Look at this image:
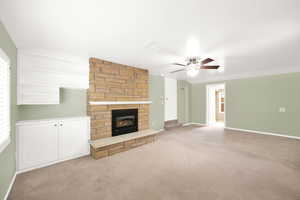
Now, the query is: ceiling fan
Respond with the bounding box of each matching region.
[170,57,220,76]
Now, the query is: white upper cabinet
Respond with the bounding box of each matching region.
[17,50,89,105]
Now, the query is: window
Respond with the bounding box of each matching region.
[219,91,224,113]
[0,49,10,153]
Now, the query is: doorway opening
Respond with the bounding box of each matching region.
[206,83,225,127]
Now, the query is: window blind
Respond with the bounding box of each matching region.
[0,56,10,147]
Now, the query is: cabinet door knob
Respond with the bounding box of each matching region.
[60,124,63,126]
[54,124,57,127]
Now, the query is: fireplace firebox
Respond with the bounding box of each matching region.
[112,109,138,137]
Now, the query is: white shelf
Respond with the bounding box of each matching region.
[89,101,152,105]
[16,116,90,126]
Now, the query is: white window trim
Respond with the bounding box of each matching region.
[0,48,11,154]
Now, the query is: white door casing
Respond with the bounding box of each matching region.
[206,83,225,126]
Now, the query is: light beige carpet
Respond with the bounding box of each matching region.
[9,125,300,200]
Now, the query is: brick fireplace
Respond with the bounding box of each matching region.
[87,58,150,141]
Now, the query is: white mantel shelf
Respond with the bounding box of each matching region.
[89,101,152,105]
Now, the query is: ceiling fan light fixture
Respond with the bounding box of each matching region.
[186,67,199,77]
[218,66,225,72]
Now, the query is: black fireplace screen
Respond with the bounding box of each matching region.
[112,109,138,137]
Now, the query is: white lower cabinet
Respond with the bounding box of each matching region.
[58,119,89,159]
[18,121,59,170]
[17,117,90,172]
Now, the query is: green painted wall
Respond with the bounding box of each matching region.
[18,89,87,120]
[226,73,300,137]
[149,75,165,130]
[177,80,190,124]
[189,73,300,137]
[189,83,206,124]
[0,22,18,200]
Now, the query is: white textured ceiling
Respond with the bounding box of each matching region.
[1,0,300,83]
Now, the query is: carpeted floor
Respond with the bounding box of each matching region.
[9,125,300,200]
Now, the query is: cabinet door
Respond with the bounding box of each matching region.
[58,118,89,159]
[18,122,59,170]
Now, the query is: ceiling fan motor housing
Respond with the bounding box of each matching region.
[186,57,201,65]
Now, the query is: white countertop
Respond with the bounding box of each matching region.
[16,116,90,125]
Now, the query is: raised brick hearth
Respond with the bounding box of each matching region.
[90,130,158,159]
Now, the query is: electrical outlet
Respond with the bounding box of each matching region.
[279,107,286,113]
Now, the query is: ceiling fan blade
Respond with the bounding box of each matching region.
[201,58,214,65]
[200,65,220,69]
[172,63,186,67]
[170,69,186,73]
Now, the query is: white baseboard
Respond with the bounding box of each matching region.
[4,172,16,200]
[183,122,207,126]
[225,127,300,140]
[17,152,90,174]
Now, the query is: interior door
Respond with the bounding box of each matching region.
[164,78,178,121]
[178,81,189,123]
[58,118,89,159]
[18,121,59,170]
